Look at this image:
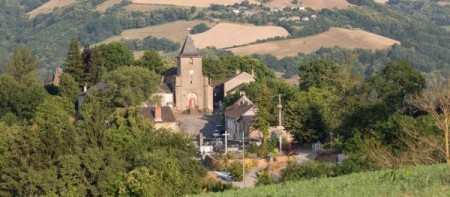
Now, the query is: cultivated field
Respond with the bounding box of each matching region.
[437,1,450,6]
[130,0,258,7]
[95,0,123,12]
[191,23,290,49]
[96,20,215,46]
[124,4,170,12]
[266,0,351,10]
[27,0,77,18]
[230,28,400,58]
[374,0,389,3]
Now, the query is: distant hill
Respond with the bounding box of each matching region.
[27,0,77,18]
[198,164,450,197]
[230,28,399,58]
[130,0,258,7]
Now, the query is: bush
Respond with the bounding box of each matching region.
[282,161,335,181]
[202,177,232,192]
[256,170,276,186]
[191,23,209,34]
[226,162,243,181]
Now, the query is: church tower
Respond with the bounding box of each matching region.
[174,33,213,114]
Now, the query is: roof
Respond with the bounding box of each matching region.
[140,106,177,123]
[157,83,173,93]
[161,67,178,77]
[210,80,225,87]
[79,82,108,97]
[179,34,199,57]
[224,72,254,84]
[224,96,255,120]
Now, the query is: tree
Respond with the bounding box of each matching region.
[85,48,105,86]
[58,74,81,104]
[135,50,165,74]
[0,75,20,116]
[409,73,450,164]
[299,60,340,91]
[96,42,134,71]
[4,46,39,85]
[64,39,85,88]
[102,66,160,107]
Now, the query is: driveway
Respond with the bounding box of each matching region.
[177,113,220,138]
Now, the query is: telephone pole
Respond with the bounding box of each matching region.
[277,94,283,152]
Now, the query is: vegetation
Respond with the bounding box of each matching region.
[197,164,450,197]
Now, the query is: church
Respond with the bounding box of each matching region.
[159,34,214,114]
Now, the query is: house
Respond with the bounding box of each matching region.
[223,70,255,96]
[140,106,178,131]
[224,95,257,141]
[152,83,174,107]
[77,82,108,113]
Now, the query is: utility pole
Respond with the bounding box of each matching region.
[277,94,283,152]
[242,126,245,186]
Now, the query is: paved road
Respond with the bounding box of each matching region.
[177,113,220,138]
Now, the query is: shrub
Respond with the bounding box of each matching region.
[202,177,232,192]
[226,162,243,181]
[256,170,276,186]
[281,161,335,181]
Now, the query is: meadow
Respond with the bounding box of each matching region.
[198,164,450,197]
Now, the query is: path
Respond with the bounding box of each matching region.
[232,165,268,188]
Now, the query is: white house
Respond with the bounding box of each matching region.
[224,95,257,141]
[223,70,255,96]
[153,83,174,107]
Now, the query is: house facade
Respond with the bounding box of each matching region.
[223,71,255,96]
[224,95,257,141]
[140,106,178,131]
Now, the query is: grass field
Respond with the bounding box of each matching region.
[230,28,400,58]
[96,20,215,46]
[197,164,450,197]
[95,0,123,12]
[27,0,77,18]
[191,22,289,49]
[443,26,450,31]
[267,0,351,10]
[130,0,258,7]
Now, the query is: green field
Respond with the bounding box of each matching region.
[198,164,450,197]
[443,26,450,32]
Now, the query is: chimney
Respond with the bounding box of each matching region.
[83,83,88,92]
[154,106,162,122]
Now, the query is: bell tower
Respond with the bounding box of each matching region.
[174,32,213,114]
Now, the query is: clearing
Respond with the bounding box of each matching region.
[130,0,258,7]
[267,0,351,10]
[27,0,77,18]
[95,0,123,12]
[96,20,215,45]
[230,28,400,58]
[437,1,450,6]
[191,22,290,49]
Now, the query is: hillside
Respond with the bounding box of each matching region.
[130,0,258,7]
[198,164,450,197]
[96,20,214,45]
[27,0,77,18]
[191,23,290,49]
[266,0,352,9]
[230,28,399,58]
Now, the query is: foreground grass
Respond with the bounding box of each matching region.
[198,164,450,197]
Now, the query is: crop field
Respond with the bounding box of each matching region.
[437,1,450,6]
[27,0,77,18]
[197,164,450,197]
[230,28,400,58]
[130,0,258,7]
[266,0,351,10]
[96,20,215,45]
[191,23,290,49]
[374,0,389,3]
[95,0,123,12]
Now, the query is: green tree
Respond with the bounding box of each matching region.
[0,75,20,116]
[135,50,165,74]
[58,74,81,104]
[299,59,340,91]
[102,66,160,107]
[97,42,134,71]
[85,48,105,86]
[4,46,39,85]
[64,39,85,88]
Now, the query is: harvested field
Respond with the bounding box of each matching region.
[191,23,289,49]
[130,0,258,7]
[96,20,214,46]
[437,1,450,6]
[267,0,351,10]
[27,0,77,18]
[374,0,389,3]
[95,0,123,12]
[124,3,170,11]
[230,28,400,58]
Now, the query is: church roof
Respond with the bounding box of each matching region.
[179,34,199,57]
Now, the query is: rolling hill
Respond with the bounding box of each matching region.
[27,0,77,18]
[229,28,400,58]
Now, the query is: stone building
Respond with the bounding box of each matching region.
[162,34,213,114]
[224,95,257,141]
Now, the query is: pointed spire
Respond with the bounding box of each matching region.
[179,29,199,57]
